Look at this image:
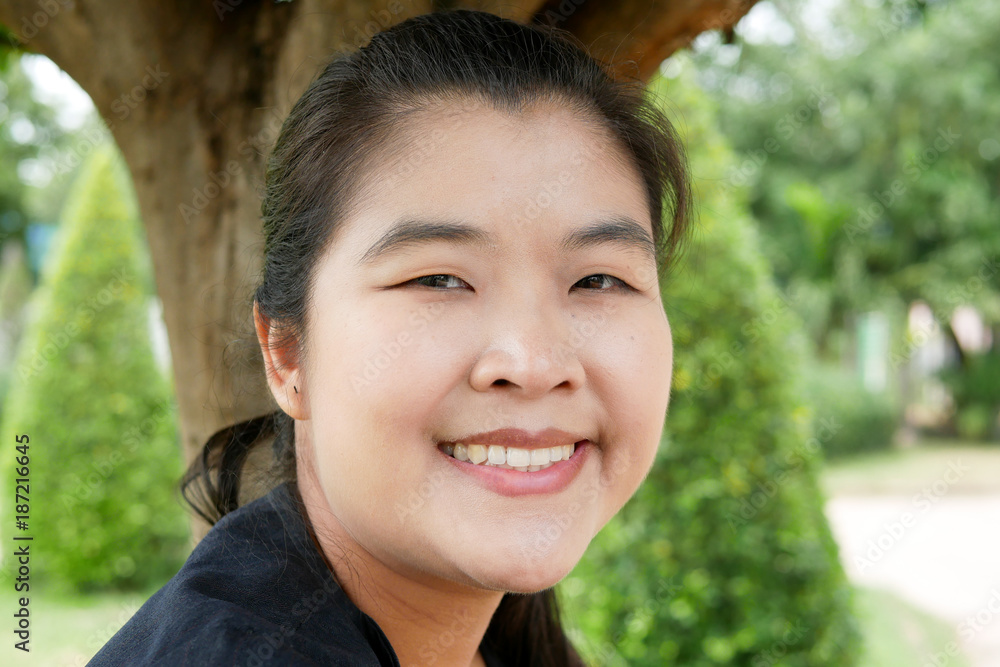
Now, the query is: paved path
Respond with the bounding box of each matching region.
[825,495,1000,667]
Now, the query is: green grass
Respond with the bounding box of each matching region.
[0,585,159,666]
[854,586,970,667]
[822,438,1000,496]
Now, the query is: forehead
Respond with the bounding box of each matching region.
[336,98,652,259]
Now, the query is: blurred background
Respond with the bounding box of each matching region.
[0,0,997,665]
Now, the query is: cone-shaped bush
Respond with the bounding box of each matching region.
[561,66,861,666]
[1,143,190,594]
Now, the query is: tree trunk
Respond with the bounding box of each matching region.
[0,0,756,542]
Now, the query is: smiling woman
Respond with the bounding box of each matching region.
[88,8,692,667]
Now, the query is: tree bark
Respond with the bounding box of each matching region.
[0,0,757,541]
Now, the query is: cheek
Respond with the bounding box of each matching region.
[595,304,672,415]
[591,310,672,516]
[306,301,461,503]
[340,302,455,391]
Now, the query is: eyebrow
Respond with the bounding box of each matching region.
[356,215,657,266]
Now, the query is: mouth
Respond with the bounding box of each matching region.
[436,439,592,497]
[437,441,584,472]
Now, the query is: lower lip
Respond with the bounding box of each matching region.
[439,440,592,497]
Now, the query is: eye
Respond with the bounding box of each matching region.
[574,274,634,292]
[407,274,472,290]
[404,273,633,292]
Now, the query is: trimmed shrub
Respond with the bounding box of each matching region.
[560,65,861,666]
[0,143,190,594]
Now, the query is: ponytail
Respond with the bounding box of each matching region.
[179,409,295,526]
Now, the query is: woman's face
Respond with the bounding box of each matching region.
[290,99,673,594]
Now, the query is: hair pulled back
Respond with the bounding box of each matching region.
[181,9,692,666]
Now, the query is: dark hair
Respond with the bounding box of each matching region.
[181,8,692,667]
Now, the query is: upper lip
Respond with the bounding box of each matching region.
[439,427,590,450]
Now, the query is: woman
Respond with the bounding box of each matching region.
[89,8,691,666]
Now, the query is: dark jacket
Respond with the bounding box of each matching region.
[87,480,506,666]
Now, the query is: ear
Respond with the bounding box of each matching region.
[254,301,310,420]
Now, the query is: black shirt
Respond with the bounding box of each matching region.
[87,480,506,666]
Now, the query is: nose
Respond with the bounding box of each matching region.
[468,300,586,398]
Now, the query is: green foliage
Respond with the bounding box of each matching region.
[939,351,1000,440]
[690,0,1000,337]
[1,53,82,257]
[802,363,899,458]
[561,67,861,666]
[0,143,190,594]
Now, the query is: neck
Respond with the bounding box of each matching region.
[297,457,503,667]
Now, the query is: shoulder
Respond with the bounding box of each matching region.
[87,482,396,667]
[88,597,328,666]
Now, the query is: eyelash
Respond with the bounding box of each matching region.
[407,273,634,293]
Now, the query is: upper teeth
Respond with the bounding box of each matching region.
[440,442,577,471]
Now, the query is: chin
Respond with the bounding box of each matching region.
[503,573,569,595]
[477,568,571,595]
[469,541,587,594]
